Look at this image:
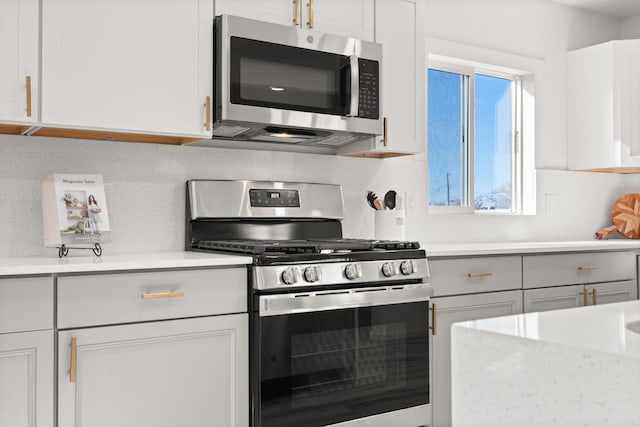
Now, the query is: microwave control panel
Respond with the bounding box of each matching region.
[358,59,379,120]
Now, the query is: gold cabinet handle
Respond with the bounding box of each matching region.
[431,303,437,335]
[468,272,492,278]
[307,0,314,28]
[591,288,597,305]
[70,336,77,383]
[578,265,598,271]
[25,76,32,117]
[293,0,301,25]
[382,117,388,147]
[204,96,211,131]
[580,288,588,306]
[141,291,185,299]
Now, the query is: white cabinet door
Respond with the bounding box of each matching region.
[0,0,39,129]
[431,290,523,427]
[523,285,584,313]
[214,0,373,40]
[617,40,640,161]
[568,39,640,171]
[0,330,54,427]
[524,281,638,313]
[346,0,424,157]
[214,0,294,26]
[587,280,638,306]
[42,0,213,138]
[58,315,248,427]
[305,0,373,41]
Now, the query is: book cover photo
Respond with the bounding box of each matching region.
[41,173,111,247]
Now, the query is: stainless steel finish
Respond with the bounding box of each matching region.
[253,257,430,290]
[190,14,382,153]
[325,404,431,427]
[258,283,433,316]
[348,55,359,117]
[188,180,344,220]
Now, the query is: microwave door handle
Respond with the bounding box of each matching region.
[348,55,359,117]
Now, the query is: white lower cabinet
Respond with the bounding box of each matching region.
[431,290,523,427]
[524,280,638,313]
[0,276,54,427]
[56,267,249,427]
[523,251,638,314]
[0,330,54,427]
[57,315,248,427]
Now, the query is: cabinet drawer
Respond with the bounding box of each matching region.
[0,277,53,334]
[58,268,247,328]
[522,251,635,288]
[428,256,522,297]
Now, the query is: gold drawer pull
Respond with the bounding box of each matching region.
[70,336,77,383]
[468,272,492,278]
[431,303,437,336]
[307,0,314,28]
[293,0,301,25]
[26,76,32,117]
[580,288,588,306]
[591,288,597,305]
[141,291,185,299]
[578,265,598,271]
[204,96,211,131]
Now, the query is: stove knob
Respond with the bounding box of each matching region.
[344,264,359,280]
[281,267,299,285]
[381,262,396,278]
[303,266,321,283]
[400,260,415,275]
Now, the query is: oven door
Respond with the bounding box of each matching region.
[253,284,432,427]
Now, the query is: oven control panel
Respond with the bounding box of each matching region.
[254,258,430,290]
[249,189,300,207]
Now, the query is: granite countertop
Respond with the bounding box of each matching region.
[0,251,253,276]
[450,301,640,426]
[424,239,640,257]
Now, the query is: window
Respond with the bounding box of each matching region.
[427,62,523,213]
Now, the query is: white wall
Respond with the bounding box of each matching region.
[1,1,638,257]
[622,15,640,38]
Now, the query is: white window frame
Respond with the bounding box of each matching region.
[427,60,524,215]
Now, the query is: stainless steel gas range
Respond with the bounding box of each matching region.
[186,180,433,427]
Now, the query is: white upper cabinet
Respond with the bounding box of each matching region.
[568,40,640,172]
[343,0,425,158]
[0,0,39,131]
[214,0,374,41]
[41,0,214,139]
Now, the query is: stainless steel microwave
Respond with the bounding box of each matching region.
[198,15,383,154]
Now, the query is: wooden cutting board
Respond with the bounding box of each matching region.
[596,193,640,239]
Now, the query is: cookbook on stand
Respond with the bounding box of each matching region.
[41,173,111,249]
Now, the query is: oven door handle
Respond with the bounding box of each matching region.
[258,284,433,317]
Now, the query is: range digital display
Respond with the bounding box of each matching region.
[249,189,300,207]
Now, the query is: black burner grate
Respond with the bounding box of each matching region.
[196,239,420,255]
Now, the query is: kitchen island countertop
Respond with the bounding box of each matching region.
[451,300,640,426]
[0,251,253,276]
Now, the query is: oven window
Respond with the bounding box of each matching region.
[256,301,429,427]
[230,37,350,115]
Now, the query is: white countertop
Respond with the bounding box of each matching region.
[0,251,253,276]
[450,301,640,426]
[454,300,640,359]
[424,239,640,257]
